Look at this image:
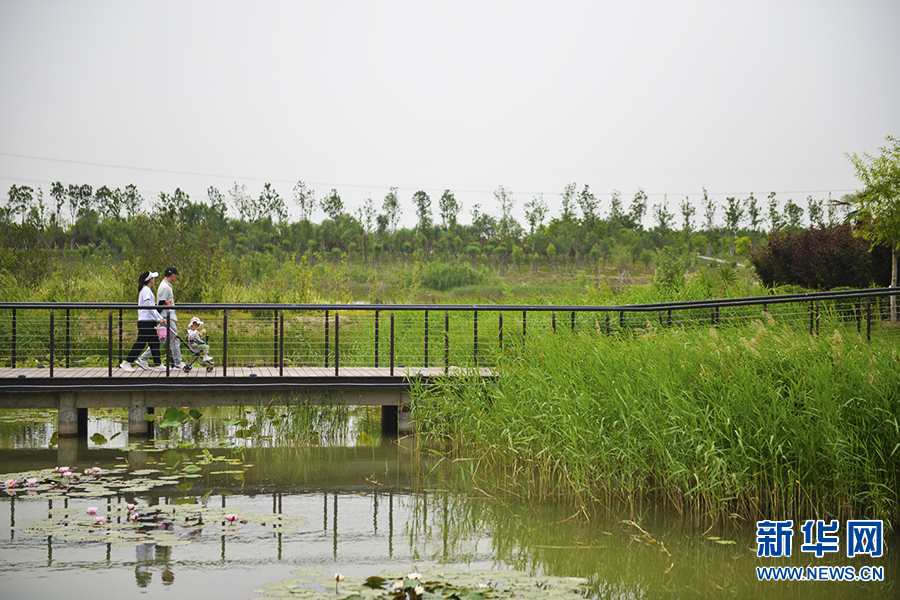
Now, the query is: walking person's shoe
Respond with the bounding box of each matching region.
[154,364,167,372]
[119,361,135,373]
[201,355,213,362]
[173,362,186,370]
[134,359,151,371]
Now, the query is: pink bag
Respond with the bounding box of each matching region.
[157,326,167,340]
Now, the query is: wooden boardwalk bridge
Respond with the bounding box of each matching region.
[1,289,897,439]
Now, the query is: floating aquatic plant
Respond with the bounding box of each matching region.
[251,567,588,599]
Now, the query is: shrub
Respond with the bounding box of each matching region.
[422,262,483,291]
[750,224,891,289]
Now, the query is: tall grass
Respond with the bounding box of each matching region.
[414,316,900,524]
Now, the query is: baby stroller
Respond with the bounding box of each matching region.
[167,321,215,373]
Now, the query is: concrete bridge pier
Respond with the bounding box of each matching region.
[381,392,415,436]
[129,392,152,437]
[57,392,87,438]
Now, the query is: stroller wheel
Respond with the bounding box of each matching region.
[206,366,214,373]
[183,365,192,372]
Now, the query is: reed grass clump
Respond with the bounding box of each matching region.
[414,319,900,524]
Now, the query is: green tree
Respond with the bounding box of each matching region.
[767,192,782,233]
[783,199,804,230]
[846,135,900,319]
[679,196,695,234]
[123,184,142,218]
[293,180,315,222]
[577,184,598,227]
[494,185,517,242]
[383,187,400,234]
[257,182,287,222]
[701,188,715,255]
[652,196,674,246]
[745,193,761,251]
[412,190,432,233]
[724,196,744,254]
[560,183,577,222]
[524,194,547,255]
[608,189,624,225]
[807,195,825,228]
[438,189,460,230]
[629,188,648,231]
[320,188,344,222]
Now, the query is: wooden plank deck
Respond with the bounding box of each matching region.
[0,365,492,381]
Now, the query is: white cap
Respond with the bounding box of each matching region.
[190,316,204,326]
[145,271,159,281]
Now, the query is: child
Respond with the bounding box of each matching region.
[186,317,214,363]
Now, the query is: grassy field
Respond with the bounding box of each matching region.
[413,315,900,525]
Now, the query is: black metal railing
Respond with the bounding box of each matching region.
[1,287,899,378]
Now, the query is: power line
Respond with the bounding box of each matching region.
[0,151,858,201]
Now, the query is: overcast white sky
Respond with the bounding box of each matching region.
[1,0,898,229]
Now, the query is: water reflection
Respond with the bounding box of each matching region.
[0,408,896,600]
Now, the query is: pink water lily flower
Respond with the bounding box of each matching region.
[128,513,138,522]
[126,503,136,511]
[94,516,106,525]
[4,479,17,489]
[224,514,238,523]
[92,467,101,474]
[24,478,38,487]
[86,507,98,515]
[83,469,92,476]
[54,466,70,473]
[63,471,74,479]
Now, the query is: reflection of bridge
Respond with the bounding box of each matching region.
[0,365,488,437]
[1,289,898,436]
[0,441,466,593]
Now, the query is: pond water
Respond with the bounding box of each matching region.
[0,407,895,599]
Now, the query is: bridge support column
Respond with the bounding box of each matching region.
[57,393,87,438]
[398,392,415,435]
[129,392,151,437]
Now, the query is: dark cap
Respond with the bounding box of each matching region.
[164,267,178,276]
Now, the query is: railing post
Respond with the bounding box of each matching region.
[334,311,339,377]
[118,309,123,363]
[552,311,556,333]
[390,312,395,377]
[856,298,862,335]
[658,311,663,327]
[165,312,171,375]
[65,308,70,368]
[498,312,503,351]
[473,310,478,367]
[279,310,284,377]
[11,308,16,368]
[108,312,113,377]
[223,309,228,376]
[522,310,526,338]
[809,302,814,335]
[606,312,610,335]
[571,311,575,333]
[274,309,278,367]
[325,310,329,368]
[424,310,429,368]
[49,310,54,377]
[866,298,872,341]
[815,301,820,336]
[444,311,449,374]
[374,310,380,368]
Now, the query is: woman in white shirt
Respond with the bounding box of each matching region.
[120,271,167,372]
